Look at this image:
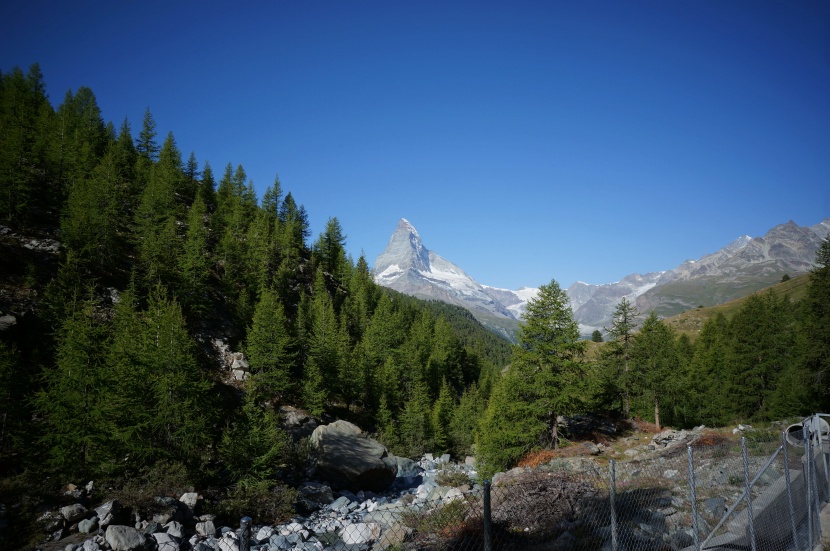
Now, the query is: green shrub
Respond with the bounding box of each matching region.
[435,467,471,488]
[215,478,297,526]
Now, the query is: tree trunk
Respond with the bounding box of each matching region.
[654,396,661,431]
[623,357,630,419]
[552,420,559,450]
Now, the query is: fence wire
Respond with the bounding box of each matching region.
[229,416,829,551]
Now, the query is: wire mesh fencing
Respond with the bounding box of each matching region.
[231,415,829,551]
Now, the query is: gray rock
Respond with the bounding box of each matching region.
[670,530,695,549]
[153,532,180,550]
[329,495,352,513]
[390,455,423,478]
[179,492,199,509]
[37,510,65,532]
[217,531,239,551]
[703,496,726,519]
[196,519,216,537]
[61,503,88,523]
[164,520,184,538]
[94,500,121,528]
[106,525,147,551]
[298,481,334,510]
[340,522,381,544]
[0,314,17,331]
[78,516,98,533]
[310,420,397,492]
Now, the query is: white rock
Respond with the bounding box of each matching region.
[255,526,274,541]
[153,532,180,550]
[217,531,239,551]
[340,522,382,544]
[179,492,199,509]
[196,520,216,537]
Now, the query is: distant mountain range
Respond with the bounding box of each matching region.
[373,218,830,339]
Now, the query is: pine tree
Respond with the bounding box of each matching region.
[109,286,212,465]
[136,107,159,161]
[247,288,296,404]
[605,298,639,417]
[727,291,796,420]
[178,192,211,316]
[449,383,482,457]
[511,278,585,448]
[478,278,585,474]
[630,312,679,430]
[805,235,830,411]
[688,313,731,426]
[135,132,186,287]
[397,379,433,457]
[431,378,456,456]
[37,299,115,476]
[60,151,122,272]
[0,342,30,468]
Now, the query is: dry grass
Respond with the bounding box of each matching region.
[631,418,662,434]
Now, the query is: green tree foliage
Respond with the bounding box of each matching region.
[431,378,456,455]
[61,150,123,273]
[478,279,585,475]
[591,329,603,342]
[727,291,797,420]
[178,193,211,316]
[108,286,212,467]
[0,342,31,470]
[0,64,53,224]
[805,235,830,410]
[687,313,732,427]
[247,288,296,404]
[51,87,108,191]
[448,383,483,457]
[630,312,680,430]
[0,65,539,490]
[134,133,187,287]
[604,297,639,417]
[37,298,114,477]
[218,399,292,483]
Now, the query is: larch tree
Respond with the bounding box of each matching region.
[630,312,679,430]
[605,297,639,417]
[478,278,585,474]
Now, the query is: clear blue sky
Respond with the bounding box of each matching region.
[2,1,828,289]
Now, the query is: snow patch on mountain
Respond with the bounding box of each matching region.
[375,217,830,340]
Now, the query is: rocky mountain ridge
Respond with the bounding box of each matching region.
[373,218,830,338]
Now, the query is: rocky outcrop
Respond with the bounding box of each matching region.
[310,420,398,492]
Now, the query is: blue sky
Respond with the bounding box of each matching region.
[2,1,828,289]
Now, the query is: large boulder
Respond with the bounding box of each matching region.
[106,525,147,550]
[310,420,397,492]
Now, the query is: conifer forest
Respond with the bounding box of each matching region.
[1,64,829,541]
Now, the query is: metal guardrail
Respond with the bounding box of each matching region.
[231,414,830,551]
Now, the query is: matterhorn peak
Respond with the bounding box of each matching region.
[374,218,431,282]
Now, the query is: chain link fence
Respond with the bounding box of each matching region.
[233,415,829,551]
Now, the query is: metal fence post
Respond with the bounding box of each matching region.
[483,480,492,551]
[239,515,251,551]
[740,437,758,551]
[782,430,800,550]
[687,446,700,551]
[609,459,618,551]
[806,433,814,551]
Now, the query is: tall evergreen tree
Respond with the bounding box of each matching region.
[604,297,639,417]
[247,288,296,404]
[804,235,830,411]
[630,312,679,430]
[178,192,211,316]
[37,299,114,476]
